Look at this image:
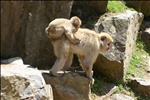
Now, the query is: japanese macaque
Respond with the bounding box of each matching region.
[45,17,113,85]
[45,16,81,44]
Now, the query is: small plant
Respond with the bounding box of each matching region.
[107,0,135,13]
[126,39,149,81]
[116,84,134,96]
[91,74,105,94]
[91,73,110,95]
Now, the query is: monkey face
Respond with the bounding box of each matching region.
[99,33,113,53]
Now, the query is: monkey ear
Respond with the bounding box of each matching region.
[70,16,82,29]
[100,36,106,41]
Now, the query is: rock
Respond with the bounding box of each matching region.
[71,1,108,29]
[71,1,108,17]
[1,57,23,65]
[94,10,144,82]
[141,28,150,50]
[42,70,91,100]
[1,1,73,68]
[124,1,150,16]
[129,78,150,96]
[98,82,118,100]
[1,58,53,100]
[110,93,134,100]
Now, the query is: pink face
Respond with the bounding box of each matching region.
[105,42,112,51]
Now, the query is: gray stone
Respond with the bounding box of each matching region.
[1,63,53,100]
[94,10,144,82]
[129,78,150,96]
[110,93,134,100]
[42,70,91,100]
[1,57,23,65]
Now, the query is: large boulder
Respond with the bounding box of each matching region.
[42,71,91,100]
[124,1,150,17]
[129,78,150,97]
[1,57,53,100]
[1,1,73,68]
[94,10,144,82]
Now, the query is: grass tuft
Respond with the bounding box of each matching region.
[91,74,106,94]
[107,0,135,13]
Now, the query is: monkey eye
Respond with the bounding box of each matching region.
[101,36,106,41]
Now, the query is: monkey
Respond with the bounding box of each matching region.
[45,19,113,85]
[45,16,81,44]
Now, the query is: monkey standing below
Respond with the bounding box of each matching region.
[45,17,113,85]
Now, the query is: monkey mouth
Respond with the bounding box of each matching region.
[106,47,110,51]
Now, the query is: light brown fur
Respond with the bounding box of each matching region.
[45,16,81,44]
[45,18,113,85]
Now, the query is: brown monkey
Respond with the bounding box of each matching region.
[45,16,81,44]
[45,19,113,85]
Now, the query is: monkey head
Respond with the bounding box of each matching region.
[99,32,113,53]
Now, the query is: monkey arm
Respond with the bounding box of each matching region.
[65,31,80,44]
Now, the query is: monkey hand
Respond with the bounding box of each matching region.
[70,36,80,44]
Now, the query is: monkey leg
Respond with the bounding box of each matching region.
[50,56,68,76]
[50,41,71,76]
[84,64,94,85]
[63,52,74,71]
[78,55,94,85]
[84,66,94,85]
[77,55,86,71]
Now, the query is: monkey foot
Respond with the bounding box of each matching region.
[90,78,95,86]
[49,70,62,77]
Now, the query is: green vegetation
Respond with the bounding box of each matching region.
[116,84,134,96]
[91,74,108,100]
[107,0,135,13]
[91,74,106,94]
[126,39,149,81]
[92,75,150,100]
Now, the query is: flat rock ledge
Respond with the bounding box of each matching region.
[42,70,92,100]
